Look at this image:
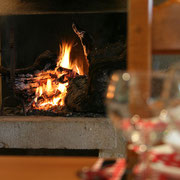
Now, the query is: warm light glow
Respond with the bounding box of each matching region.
[46,79,53,95]
[31,42,84,111]
[74,65,80,75]
[111,74,119,82]
[108,85,115,92]
[106,92,114,99]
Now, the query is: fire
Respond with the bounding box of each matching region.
[56,43,72,69]
[31,42,83,111]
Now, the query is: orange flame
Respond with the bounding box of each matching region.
[31,42,83,111]
[57,43,72,69]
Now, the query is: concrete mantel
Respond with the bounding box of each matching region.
[0,116,126,157]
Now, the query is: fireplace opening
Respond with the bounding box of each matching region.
[0,13,127,116]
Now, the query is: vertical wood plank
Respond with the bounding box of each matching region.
[128,0,153,117]
[128,0,152,73]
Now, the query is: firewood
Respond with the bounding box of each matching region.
[57,75,68,83]
[0,50,57,76]
[57,66,78,76]
[62,39,127,113]
[65,75,89,112]
[72,22,94,64]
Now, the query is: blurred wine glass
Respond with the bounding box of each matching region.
[106,71,170,179]
[163,64,180,153]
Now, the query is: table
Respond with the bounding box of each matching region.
[0,156,97,180]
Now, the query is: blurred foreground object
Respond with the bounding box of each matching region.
[78,158,126,180]
[106,71,172,179]
[106,71,169,146]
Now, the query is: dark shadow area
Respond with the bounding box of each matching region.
[0,0,127,15]
[0,149,99,156]
[1,13,127,69]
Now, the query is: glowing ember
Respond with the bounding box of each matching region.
[31,42,83,111]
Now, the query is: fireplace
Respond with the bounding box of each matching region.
[1,13,126,116]
[0,1,127,157]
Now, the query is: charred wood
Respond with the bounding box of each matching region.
[72,22,94,64]
[57,66,78,76]
[87,40,126,112]
[0,50,57,76]
[15,50,57,74]
[65,75,89,112]
[72,24,126,113]
[57,40,126,114]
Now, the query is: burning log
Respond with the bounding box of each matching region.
[72,23,126,112]
[65,40,126,113]
[0,50,57,76]
[57,66,78,76]
[14,41,85,114]
[15,67,77,94]
[57,75,68,83]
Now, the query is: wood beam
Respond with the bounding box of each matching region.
[128,0,153,117]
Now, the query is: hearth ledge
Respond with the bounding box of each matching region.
[0,116,126,157]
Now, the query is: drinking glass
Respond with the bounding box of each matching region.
[164,66,180,154]
[106,71,170,179]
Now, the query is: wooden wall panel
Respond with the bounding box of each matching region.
[153,0,180,54]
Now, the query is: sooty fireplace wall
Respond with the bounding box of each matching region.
[0,1,127,157]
